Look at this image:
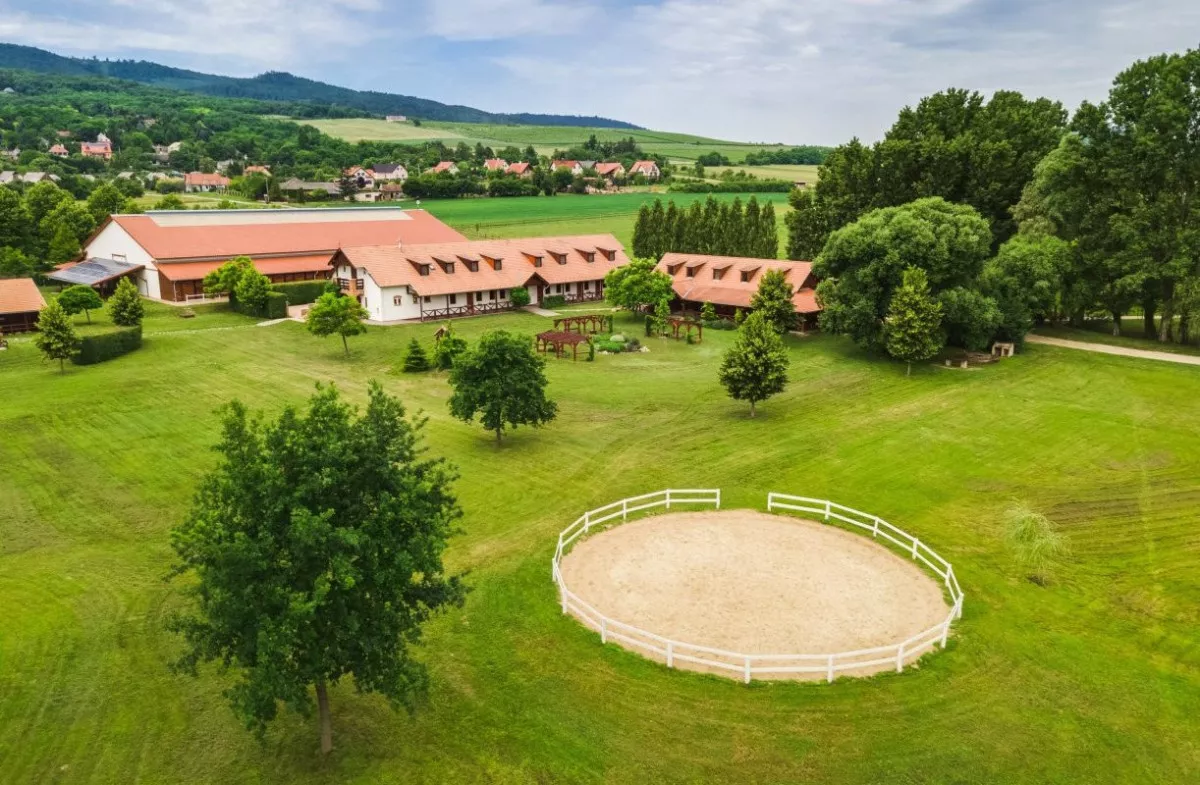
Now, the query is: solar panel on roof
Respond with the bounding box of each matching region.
[46,258,144,286]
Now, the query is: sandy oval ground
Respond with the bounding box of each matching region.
[559,510,951,680]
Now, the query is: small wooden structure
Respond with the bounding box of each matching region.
[553,314,609,335]
[536,330,590,360]
[666,317,702,343]
[991,342,1015,358]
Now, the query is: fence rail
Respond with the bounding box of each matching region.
[552,490,963,683]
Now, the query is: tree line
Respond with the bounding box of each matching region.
[632,196,778,260]
[1,180,136,277]
[794,47,1200,347]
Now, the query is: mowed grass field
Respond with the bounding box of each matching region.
[2,300,1200,783]
[422,192,793,253]
[301,118,795,162]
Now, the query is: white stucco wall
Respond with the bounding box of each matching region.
[83,222,160,298]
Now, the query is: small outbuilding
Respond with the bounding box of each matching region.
[47,257,146,296]
[0,278,46,334]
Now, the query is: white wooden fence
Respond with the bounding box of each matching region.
[551,490,964,683]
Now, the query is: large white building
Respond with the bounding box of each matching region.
[80,208,465,302]
[333,235,630,322]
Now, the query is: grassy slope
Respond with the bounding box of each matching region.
[422,192,793,255]
[1,304,1199,784]
[301,118,794,162]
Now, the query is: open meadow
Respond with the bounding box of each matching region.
[1,301,1199,784]
[300,118,795,162]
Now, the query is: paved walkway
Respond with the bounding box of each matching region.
[1026,335,1200,367]
[522,305,560,317]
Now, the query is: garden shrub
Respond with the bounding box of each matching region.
[543,295,567,308]
[72,325,142,365]
[610,334,626,343]
[702,319,736,331]
[271,280,329,305]
[510,287,531,307]
[232,291,287,319]
[596,340,626,353]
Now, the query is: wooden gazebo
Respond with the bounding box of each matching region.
[536,330,591,360]
[552,314,611,335]
[666,317,702,343]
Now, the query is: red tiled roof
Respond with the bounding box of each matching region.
[630,160,658,173]
[506,162,531,175]
[657,253,820,313]
[49,144,69,155]
[595,162,624,175]
[184,172,231,187]
[431,161,457,173]
[105,209,466,262]
[484,158,508,170]
[157,254,334,282]
[80,141,112,154]
[338,234,629,296]
[551,160,580,169]
[244,165,271,175]
[0,278,46,314]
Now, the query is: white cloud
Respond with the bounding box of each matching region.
[425,0,597,41]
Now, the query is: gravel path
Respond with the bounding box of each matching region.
[1026,335,1200,366]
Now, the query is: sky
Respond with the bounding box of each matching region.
[0,0,1198,144]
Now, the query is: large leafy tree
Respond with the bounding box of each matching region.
[57,284,104,324]
[814,197,993,350]
[604,257,674,312]
[448,330,557,442]
[749,268,795,333]
[886,267,944,375]
[85,182,130,224]
[306,291,368,355]
[981,234,1073,341]
[109,277,145,327]
[203,256,254,298]
[718,311,790,417]
[34,298,80,372]
[0,187,33,255]
[170,383,465,755]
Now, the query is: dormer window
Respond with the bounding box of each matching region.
[740,270,755,283]
[584,252,595,263]
[436,260,455,274]
[532,256,543,268]
[466,260,479,272]
[419,264,431,277]
[599,249,616,261]
[686,267,696,278]
[494,259,503,271]
[553,252,567,265]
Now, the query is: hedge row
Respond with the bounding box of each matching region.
[271,280,329,305]
[72,325,142,365]
[232,292,288,319]
[667,180,793,193]
[542,294,567,308]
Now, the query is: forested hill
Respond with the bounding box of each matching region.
[0,43,642,129]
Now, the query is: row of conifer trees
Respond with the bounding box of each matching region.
[631,195,777,260]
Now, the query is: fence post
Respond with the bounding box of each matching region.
[826,654,834,683]
[601,618,607,644]
[940,621,950,648]
[895,643,905,673]
[584,510,591,533]
[744,656,751,684]
[911,538,919,560]
[716,489,721,510]
[824,500,831,521]
[667,641,674,669]
[622,498,628,521]
[767,492,773,512]
[666,489,671,510]
[560,586,567,614]
[872,517,880,538]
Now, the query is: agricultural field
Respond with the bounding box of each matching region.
[300,118,795,162]
[420,192,792,252]
[703,163,822,184]
[2,302,1199,783]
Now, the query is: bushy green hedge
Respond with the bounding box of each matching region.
[232,291,288,319]
[543,294,567,308]
[702,318,736,331]
[667,180,793,193]
[72,325,142,365]
[272,280,329,305]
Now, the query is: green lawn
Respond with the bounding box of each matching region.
[301,118,796,162]
[2,307,1199,784]
[421,192,793,254]
[1034,317,1200,357]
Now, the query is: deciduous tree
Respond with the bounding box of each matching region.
[448,331,557,442]
[169,382,465,755]
[306,291,368,355]
[604,257,674,313]
[718,311,789,417]
[34,298,80,372]
[57,284,103,324]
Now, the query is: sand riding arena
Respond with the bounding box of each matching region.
[552,490,965,683]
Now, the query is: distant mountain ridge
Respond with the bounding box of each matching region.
[0,43,643,129]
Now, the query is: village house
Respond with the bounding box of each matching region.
[0,171,59,184]
[484,158,508,172]
[244,165,271,176]
[48,144,68,157]
[79,207,466,302]
[345,166,375,189]
[279,178,341,199]
[80,137,113,160]
[551,160,584,175]
[184,172,231,193]
[47,257,145,297]
[1,148,19,160]
[371,163,408,182]
[506,161,532,177]
[594,162,626,182]
[656,253,822,329]
[0,278,46,334]
[332,234,629,323]
[429,161,459,175]
[153,142,182,162]
[629,160,661,180]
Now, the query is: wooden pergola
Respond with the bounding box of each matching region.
[666,317,703,342]
[552,314,611,335]
[536,330,591,360]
